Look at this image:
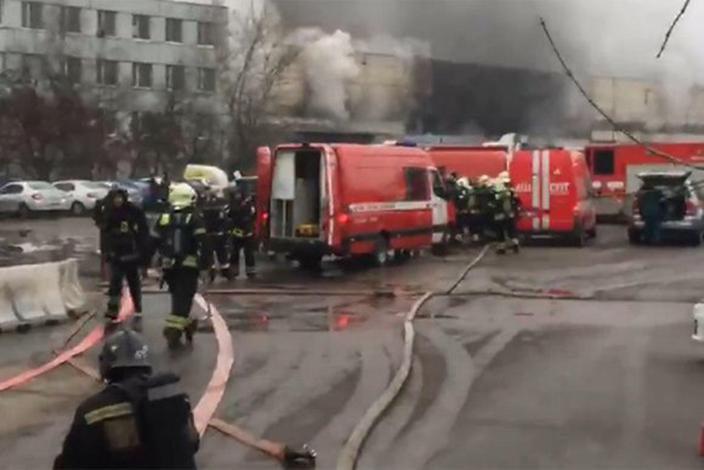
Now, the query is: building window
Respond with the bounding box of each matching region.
[60,6,81,33]
[166,65,185,91]
[97,60,118,86]
[165,18,182,43]
[21,2,43,29]
[197,22,215,45]
[593,149,615,175]
[97,10,116,37]
[132,14,150,40]
[64,57,82,84]
[21,54,45,78]
[0,0,5,24]
[197,68,216,92]
[132,63,153,88]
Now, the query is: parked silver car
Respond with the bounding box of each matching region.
[53,180,109,215]
[0,181,72,217]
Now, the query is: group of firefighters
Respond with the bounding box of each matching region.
[446,170,522,254]
[93,178,257,349]
[54,169,523,469]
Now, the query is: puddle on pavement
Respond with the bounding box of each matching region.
[0,237,98,267]
[202,295,408,333]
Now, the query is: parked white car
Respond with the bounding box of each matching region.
[53,180,109,215]
[0,181,71,217]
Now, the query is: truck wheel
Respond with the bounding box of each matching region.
[628,229,642,245]
[299,255,322,271]
[372,238,390,267]
[570,227,586,247]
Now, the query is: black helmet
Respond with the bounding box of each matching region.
[99,329,152,381]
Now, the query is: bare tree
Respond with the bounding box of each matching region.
[220,2,300,170]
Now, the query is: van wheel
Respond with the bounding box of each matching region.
[372,238,390,267]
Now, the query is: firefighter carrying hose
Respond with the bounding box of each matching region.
[103,187,149,323]
[200,186,232,282]
[154,183,207,349]
[54,329,199,469]
[228,187,257,279]
[492,171,521,255]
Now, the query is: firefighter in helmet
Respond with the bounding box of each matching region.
[227,186,257,279]
[54,329,199,469]
[492,172,521,254]
[102,187,149,323]
[198,184,232,281]
[473,175,494,242]
[454,177,472,242]
[154,183,207,348]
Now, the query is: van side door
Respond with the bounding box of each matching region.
[429,168,449,243]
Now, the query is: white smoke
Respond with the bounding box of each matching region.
[288,28,360,120]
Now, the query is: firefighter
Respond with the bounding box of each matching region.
[466,178,483,243]
[638,186,666,244]
[200,186,232,281]
[154,183,207,348]
[495,171,521,253]
[93,193,110,282]
[103,187,149,322]
[228,187,257,279]
[54,329,199,469]
[454,177,472,242]
[473,175,494,243]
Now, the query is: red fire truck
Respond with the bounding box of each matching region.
[584,142,704,216]
[511,149,597,245]
[256,143,453,268]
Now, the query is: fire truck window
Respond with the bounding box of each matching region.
[593,150,615,175]
[404,168,430,201]
[431,171,446,198]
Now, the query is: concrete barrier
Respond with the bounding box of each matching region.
[0,260,86,331]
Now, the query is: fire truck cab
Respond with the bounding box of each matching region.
[256,143,452,268]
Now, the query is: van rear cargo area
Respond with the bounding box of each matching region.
[270,149,323,239]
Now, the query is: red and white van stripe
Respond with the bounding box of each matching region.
[531,150,552,231]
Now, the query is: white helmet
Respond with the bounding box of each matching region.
[479,175,491,185]
[498,171,510,183]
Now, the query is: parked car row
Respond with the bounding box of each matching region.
[0,179,146,218]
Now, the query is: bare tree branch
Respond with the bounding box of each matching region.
[539,17,704,170]
[657,0,691,59]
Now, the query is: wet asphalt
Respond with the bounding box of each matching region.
[1,218,703,469]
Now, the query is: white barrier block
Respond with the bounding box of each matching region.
[58,259,86,314]
[0,261,76,329]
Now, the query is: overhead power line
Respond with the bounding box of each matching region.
[538,17,704,170]
[657,0,692,59]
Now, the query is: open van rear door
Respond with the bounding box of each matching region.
[256,146,272,240]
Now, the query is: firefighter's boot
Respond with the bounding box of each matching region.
[511,238,520,253]
[131,312,143,332]
[209,268,217,283]
[163,326,182,349]
[495,242,506,255]
[246,267,256,279]
[185,318,198,344]
[222,267,234,281]
[105,297,120,322]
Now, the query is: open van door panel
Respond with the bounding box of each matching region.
[256,146,272,240]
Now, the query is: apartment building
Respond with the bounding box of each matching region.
[0,0,227,120]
